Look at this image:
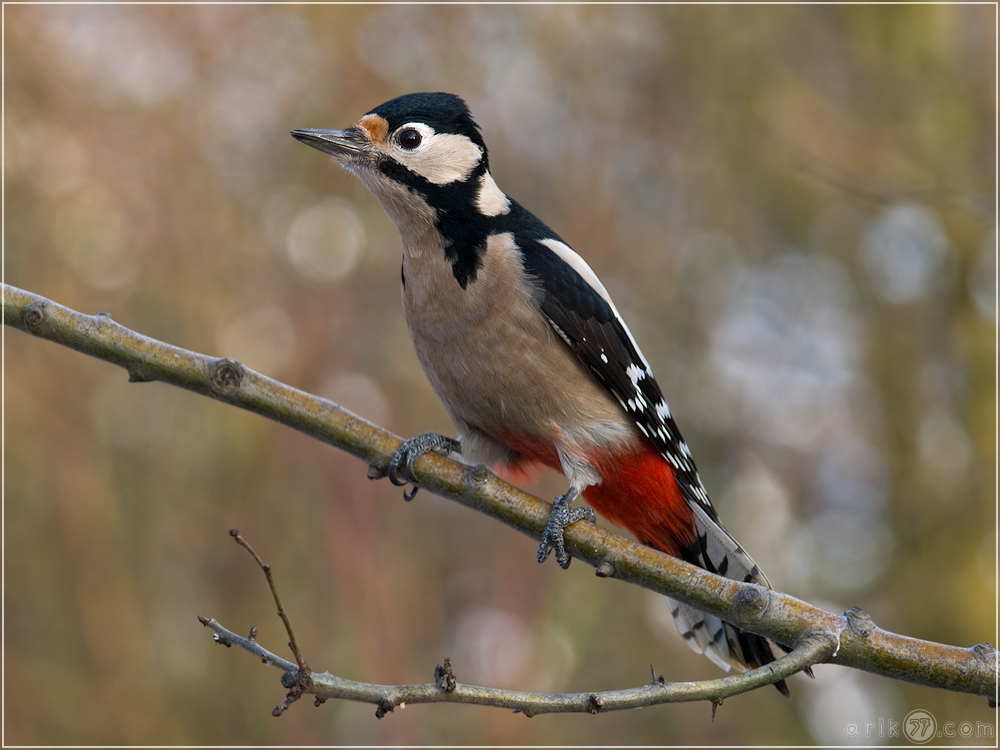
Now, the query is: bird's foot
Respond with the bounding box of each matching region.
[387,432,461,501]
[537,490,594,569]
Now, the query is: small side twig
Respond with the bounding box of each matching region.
[222,530,313,716]
[197,616,298,673]
[228,529,309,676]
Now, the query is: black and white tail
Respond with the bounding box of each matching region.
[667,502,797,696]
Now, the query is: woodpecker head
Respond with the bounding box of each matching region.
[293,92,511,216]
[293,93,514,285]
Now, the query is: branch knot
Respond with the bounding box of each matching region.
[211,358,245,396]
[845,607,875,638]
[23,300,46,329]
[465,464,491,488]
[435,657,457,693]
[595,558,617,578]
[588,694,605,714]
[732,583,769,618]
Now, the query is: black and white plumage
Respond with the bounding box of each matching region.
[293,92,794,692]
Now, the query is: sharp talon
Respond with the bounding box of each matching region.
[403,486,419,502]
[537,542,552,565]
[387,453,410,487]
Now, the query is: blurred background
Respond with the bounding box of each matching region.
[4,4,995,745]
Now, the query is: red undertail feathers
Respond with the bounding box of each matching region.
[503,434,792,695]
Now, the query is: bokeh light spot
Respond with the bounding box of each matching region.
[286,199,366,283]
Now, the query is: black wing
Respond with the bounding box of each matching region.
[515,235,716,517]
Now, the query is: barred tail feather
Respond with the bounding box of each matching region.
[667,598,737,672]
[663,503,795,696]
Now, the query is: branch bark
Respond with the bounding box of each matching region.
[5,283,997,711]
[198,614,837,717]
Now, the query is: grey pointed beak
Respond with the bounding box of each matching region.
[291,128,368,159]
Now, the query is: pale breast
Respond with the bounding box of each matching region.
[402,232,634,458]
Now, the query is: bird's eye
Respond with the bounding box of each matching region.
[397,128,422,150]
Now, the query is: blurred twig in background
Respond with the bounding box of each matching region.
[5,282,996,713]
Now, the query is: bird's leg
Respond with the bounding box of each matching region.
[387,432,461,501]
[537,487,596,569]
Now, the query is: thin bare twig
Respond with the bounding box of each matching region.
[5,283,997,707]
[198,602,835,717]
[203,531,825,716]
[196,616,298,673]
[228,528,310,676]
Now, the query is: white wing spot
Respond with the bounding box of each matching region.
[655,400,672,420]
[626,363,646,386]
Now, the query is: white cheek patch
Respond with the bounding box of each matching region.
[476,171,510,216]
[391,123,483,185]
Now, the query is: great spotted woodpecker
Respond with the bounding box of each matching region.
[293,92,792,693]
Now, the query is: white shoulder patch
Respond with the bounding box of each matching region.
[540,238,653,372]
[539,238,616,307]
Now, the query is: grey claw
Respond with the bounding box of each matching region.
[537,490,592,569]
[386,432,460,500]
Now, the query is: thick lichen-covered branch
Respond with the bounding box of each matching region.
[5,283,997,709]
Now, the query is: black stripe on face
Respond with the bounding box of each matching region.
[376,154,494,289]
